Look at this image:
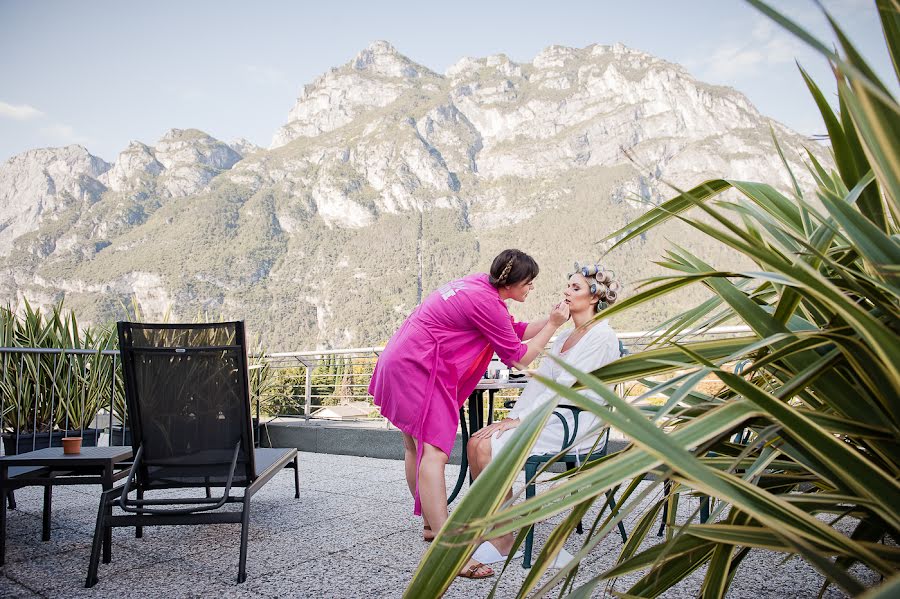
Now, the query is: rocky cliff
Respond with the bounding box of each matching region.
[0,41,830,350]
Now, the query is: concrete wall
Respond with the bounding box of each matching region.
[260,420,628,464]
[260,420,464,463]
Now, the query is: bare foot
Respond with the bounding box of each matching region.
[423,524,435,542]
[457,559,494,579]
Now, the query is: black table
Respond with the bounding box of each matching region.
[0,446,133,565]
[448,379,528,503]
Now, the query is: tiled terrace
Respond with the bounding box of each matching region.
[0,451,877,598]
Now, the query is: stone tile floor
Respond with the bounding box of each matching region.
[0,452,881,598]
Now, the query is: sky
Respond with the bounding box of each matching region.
[0,0,895,164]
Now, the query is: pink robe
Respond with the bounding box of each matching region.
[368,273,528,514]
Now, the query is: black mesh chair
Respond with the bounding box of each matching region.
[85,321,300,587]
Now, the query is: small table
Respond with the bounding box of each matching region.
[0,446,133,565]
[448,379,528,503]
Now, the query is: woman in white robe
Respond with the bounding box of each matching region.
[466,263,623,565]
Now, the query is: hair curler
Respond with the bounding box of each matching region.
[581,264,600,277]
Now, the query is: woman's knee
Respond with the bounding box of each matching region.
[475,438,493,464]
[467,436,492,462]
[421,442,449,466]
[402,433,417,454]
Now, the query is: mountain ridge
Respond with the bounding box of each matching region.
[0,41,830,350]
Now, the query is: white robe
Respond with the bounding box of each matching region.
[490,320,620,457]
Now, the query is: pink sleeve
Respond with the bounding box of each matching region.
[512,319,528,340]
[468,299,528,366]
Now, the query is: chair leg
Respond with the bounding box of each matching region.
[522,463,537,569]
[700,495,710,524]
[7,490,15,510]
[293,456,300,499]
[237,495,251,583]
[1,488,7,566]
[42,485,52,542]
[102,495,113,564]
[135,488,143,538]
[657,480,671,537]
[605,490,628,543]
[564,461,584,534]
[85,490,111,587]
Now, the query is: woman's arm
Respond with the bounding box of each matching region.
[512,303,569,369]
[468,300,567,368]
[522,317,549,340]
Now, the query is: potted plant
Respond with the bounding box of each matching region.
[0,301,108,455]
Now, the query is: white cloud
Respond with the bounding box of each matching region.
[0,101,45,121]
[180,88,208,101]
[695,16,811,81]
[39,123,92,146]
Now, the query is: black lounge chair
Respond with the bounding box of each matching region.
[85,321,299,587]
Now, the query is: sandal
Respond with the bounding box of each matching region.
[457,561,494,579]
[423,525,435,542]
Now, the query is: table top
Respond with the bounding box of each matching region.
[0,446,133,468]
[475,378,529,390]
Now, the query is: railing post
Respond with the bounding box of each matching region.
[304,365,312,422]
[110,354,117,445]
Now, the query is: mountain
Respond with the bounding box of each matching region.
[0,41,830,350]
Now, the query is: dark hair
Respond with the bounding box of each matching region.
[489,249,539,288]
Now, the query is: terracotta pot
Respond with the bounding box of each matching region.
[2,429,100,456]
[62,436,82,455]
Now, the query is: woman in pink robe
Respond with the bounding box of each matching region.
[368,249,569,579]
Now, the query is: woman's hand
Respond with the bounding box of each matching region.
[548,302,570,327]
[516,303,571,369]
[471,418,521,439]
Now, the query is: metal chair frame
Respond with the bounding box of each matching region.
[522,406,628,569]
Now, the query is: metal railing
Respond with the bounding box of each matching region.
[252,348,381,423]
[0,347,124,456]
[251,325,753,423]
[0,325,754,443]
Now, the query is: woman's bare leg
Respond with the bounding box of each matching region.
[417,442,449,532]
[402,433,432,535]
[466,436,515,555]
[419,439,493,577]
[468,435,498,479]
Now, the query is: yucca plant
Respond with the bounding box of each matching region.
[407,2,899,597]
[0,300,119,437]
[59,322,120,431]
